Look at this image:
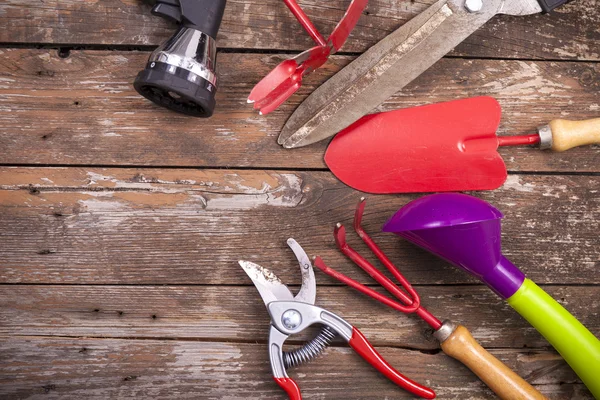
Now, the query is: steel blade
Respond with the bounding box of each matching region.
[239,260,294,305]
[286,238,316,304]
[278,0,512,148]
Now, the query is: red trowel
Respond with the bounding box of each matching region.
[325,97,600,193]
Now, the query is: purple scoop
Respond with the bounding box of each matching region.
[382,193,524,299]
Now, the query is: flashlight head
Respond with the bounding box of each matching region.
[134,27,217,117]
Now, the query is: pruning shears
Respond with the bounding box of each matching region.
[239,238,435,399]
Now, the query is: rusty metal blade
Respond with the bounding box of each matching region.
[278,0,507,148]
[239,260,294,305]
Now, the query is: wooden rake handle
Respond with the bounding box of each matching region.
[439,325,547,400]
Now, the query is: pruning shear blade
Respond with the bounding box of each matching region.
[238,260,293,304]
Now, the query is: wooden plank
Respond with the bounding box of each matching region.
[0,336,590,399]
[0,1,597,61]
[1,285,598,350]
[0,49,599,171]
[1,167,598,285]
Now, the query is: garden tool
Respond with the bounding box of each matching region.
[383,193,600,398]
[278,0,571,148]
[314,198,547,400]
[134,0,227,117]
[247,0,368,115]
[324,97,600,193]
[239,238,435,399]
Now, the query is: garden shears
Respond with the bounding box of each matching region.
[278,0,571,148]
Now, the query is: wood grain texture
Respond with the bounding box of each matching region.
[0,49,599,171]
[1,2,598,399]
[1,284,598,350]
[0,0,598,61]
[0,336,591,399]
[1,168,599,285]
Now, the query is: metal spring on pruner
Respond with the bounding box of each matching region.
[283,326,337,369]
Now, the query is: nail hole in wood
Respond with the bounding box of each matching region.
[93,308,100,313]
[79,347,87,353]
[151,314,157,320]
[58,48,71,58]
[28,185,40,195]
[37,249,55,255]
[36,70,55,77]
[42,384,56,393]
[74,101,80,106]
[118,311,124,316]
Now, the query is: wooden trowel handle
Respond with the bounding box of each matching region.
[543,117,600,152]
[440,325,547,400]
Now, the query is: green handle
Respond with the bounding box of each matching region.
[507,279,600,398]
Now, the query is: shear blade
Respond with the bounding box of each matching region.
[239,260,294,305]
[287,238,316,305]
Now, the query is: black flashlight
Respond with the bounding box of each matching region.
[134,0,227,117]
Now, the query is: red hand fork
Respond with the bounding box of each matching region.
[314,198,548,400]
[248,0,368,115]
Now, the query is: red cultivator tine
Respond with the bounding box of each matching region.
[249,0,369,115]
[334,223,420,313]
[353,198,418,297]
[314,199,442,330]
[313,256,423,315]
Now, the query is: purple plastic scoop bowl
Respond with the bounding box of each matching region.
[382,193,524,299]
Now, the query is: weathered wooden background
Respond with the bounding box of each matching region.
[0,1,599,399]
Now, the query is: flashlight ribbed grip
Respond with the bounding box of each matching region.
[179,0,227,38]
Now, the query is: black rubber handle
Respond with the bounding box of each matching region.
[179,0,227,38]
[537,0,570,12]
[152,0,183,24]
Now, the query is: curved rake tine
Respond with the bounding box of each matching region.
[353,198,421,303]
[334,223,420,313]
[313,256,415,314]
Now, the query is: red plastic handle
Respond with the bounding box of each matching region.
[282,0,327,47]
[328,0,369,52]
[274,377,302,400]
[348,328,436,399]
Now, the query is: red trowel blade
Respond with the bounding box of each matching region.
[324,96,506,193]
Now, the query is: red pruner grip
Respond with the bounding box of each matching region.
[274,377,302,400]
[349,328,436,399]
